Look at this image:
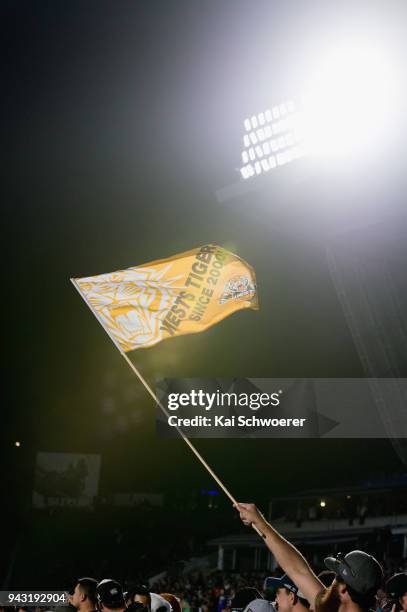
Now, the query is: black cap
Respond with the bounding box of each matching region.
[324,551,383,594]
[386,573,407,598]
[97,579,125,608]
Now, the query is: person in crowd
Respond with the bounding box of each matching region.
[126,585,150,609]
[236,502,383,612]
[96,579,126,612]
[127,604,149,612]
[160,593,182,612]
[126,584,171,612]
[232,587,263,609]
[150,592,172,612]
[231,587,276,612]
[386,573,407,611]
[265,574,309,612]
[69,577,99,612]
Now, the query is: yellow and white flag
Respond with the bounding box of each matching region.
[72,245,258,352]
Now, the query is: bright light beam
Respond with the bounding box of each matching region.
[302,41,401,160]
[237,39,402,183]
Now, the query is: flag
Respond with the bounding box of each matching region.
[73,244,258,352]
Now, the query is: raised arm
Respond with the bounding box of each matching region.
[236,503,324,606]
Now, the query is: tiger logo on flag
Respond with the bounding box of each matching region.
[219,275,256,304]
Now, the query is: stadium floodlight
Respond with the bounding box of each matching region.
[239,97,306,180]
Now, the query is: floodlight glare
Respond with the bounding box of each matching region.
[237,37,402,183]
[302,41,400,159]
[287,100,295,113]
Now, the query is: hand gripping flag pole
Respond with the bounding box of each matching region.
[71,245,264,537]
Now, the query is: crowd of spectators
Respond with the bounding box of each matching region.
[1,560,406,612]
[151,570,269,610]
[150,561,407,611]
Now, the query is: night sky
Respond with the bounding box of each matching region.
[3,1,407,510]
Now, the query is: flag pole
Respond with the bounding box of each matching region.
[71,278,265,537]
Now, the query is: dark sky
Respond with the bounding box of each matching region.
[3,1,407,506]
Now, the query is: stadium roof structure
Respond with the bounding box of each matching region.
[208,512,407,549]
[270,476,407,503]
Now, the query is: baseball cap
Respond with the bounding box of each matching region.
[242,599,277,612]
[97,579,125,608]
[324,551,383,594]
[386,573,407,598]
[264,575,305,598]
